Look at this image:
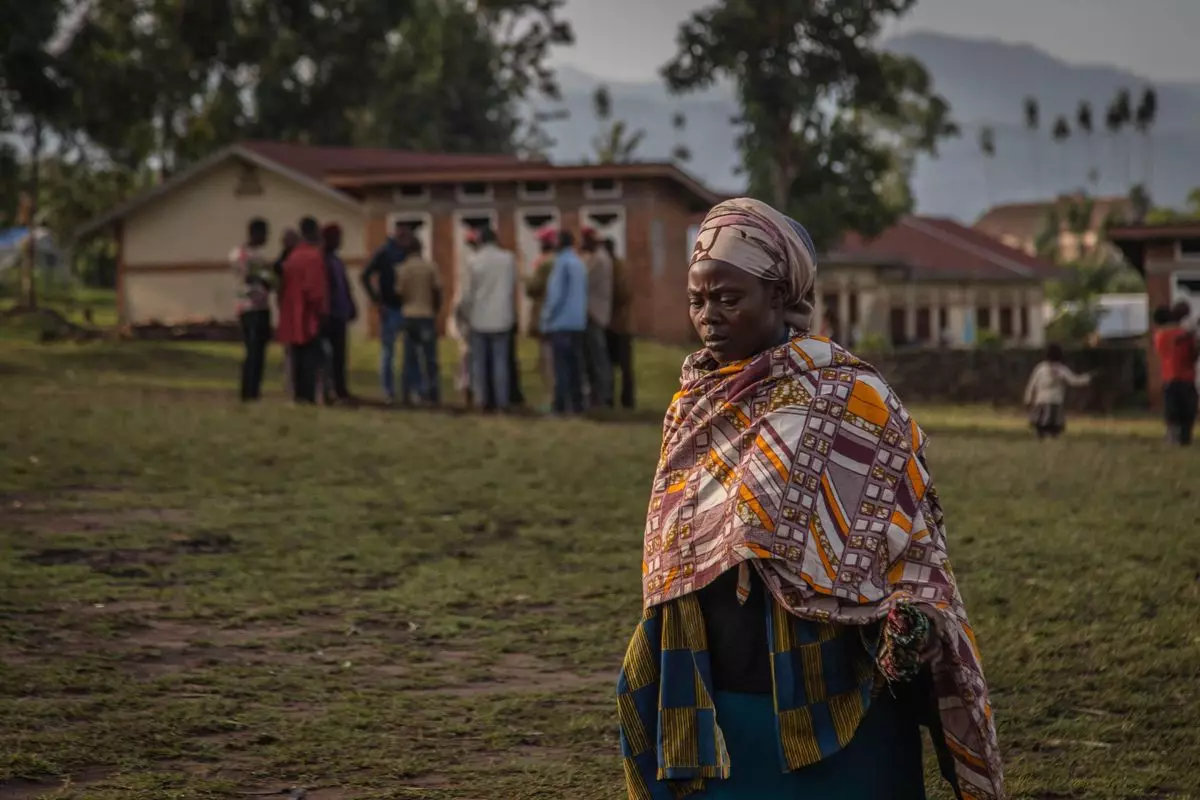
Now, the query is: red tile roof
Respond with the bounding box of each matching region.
[833,216,1062,282]
[239,141,525,181]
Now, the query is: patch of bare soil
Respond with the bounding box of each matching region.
[0,507,191,536]
[0,768,111,800]
[18,531,234,580]
[21,547,173,580]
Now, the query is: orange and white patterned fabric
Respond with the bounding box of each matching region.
[642,333,1005,800]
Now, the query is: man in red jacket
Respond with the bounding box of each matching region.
[277,216,330,404]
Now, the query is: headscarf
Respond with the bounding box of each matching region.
[689,197,818,331]
[640,335,1005,798]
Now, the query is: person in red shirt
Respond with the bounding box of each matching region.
[1153,303,1199,446]
[277,217,330,404]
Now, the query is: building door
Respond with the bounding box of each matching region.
[580,205,627,258]
[516,207,560,333]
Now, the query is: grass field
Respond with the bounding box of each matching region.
[1,334,1198,800]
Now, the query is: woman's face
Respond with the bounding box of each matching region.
[688,260,784,363]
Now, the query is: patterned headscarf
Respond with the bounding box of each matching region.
[689,197,818,331]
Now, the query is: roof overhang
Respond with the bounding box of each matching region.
[1106,222,1200,275]
[73,144,362,241]
[325,161,722,211]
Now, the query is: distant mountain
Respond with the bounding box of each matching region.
[537,33,1200,222]
[531,66,741,193]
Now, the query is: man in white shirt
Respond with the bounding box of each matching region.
[458,226,518,410]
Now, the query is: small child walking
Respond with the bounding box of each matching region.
[1024,344,1092,439]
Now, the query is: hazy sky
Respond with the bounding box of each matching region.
[556,0,1200,83]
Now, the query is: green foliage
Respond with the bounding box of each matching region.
[1143,186,1200,224]
[975,328,1004,349]
[855,332,889,354]
[1045,260,1125,345]
[662,0,956,251]
[589,84,645,163]
[0,0,575,291]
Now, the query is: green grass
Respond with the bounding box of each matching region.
[1,335,1197,799]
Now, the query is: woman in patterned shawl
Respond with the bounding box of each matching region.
[616,198,1004,800]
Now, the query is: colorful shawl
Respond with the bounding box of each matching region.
[639,334,1004,799]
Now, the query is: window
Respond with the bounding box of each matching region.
[915,308,932,342]
[1019,307,1030,338]
[518,180,555,201]
[584,177,622,199]
[999,307,1014,338]
[392,184,429,203]
[976,307,992,331]
[1179,238,1200,260]
[937,308,949,334]
[456,182,494,202]
[848,292,860,325]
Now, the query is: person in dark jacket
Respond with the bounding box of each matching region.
[361,219,415,402]
[322,223,358,402]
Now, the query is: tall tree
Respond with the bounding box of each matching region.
[1106,88,1133,190]
[0,0,73,307]
[663,0,956,250]
[1051,115,1071,191]
[977,125,996,206]
[1023,95,1041,195]
[670,110,691,164]
[590,84,645,163]
[1127,183,1151,224]
[1076,100,1094,187]
[1134,86,1158,193]
[56,0,574,172]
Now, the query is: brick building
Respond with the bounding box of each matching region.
[1108,221,1200,406]
[76,141,719,343]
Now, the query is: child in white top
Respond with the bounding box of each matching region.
[1024,344,1092,439]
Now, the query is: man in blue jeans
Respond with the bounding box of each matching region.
[540,229,589,414]
[458,226,517,411]
[361,220,415,402]
[395,233,444,405]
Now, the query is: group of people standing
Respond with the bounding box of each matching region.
[231,216,357,405]
[525,225,635,414]
[232,214,636,414]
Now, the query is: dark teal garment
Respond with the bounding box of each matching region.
[699,690,927,800]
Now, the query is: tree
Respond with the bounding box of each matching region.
[1144,185,1200,224]
[589,84,645,163]
[1023,95,1041,195]
[977,125,996,205]
[1128,183,1152,224]
[670,110,691,164]
[1051,115,1071,191]
[1134,86,1158,192]
[1076,100,1094,187]
[0,0,74,307]
[1105,88,1133,190]
[663,0,957,250]
[55,0,574,172]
